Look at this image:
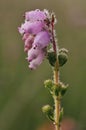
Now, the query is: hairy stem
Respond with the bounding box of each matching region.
[53,62,61,130]
[51,14,61,130]
[51,14,57,53]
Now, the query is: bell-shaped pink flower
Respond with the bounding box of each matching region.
[25,9,47,21]
[29,50,45,69]
[33,31,50,49]
[22,33,30,41]
[18,21,44,35]
[24,35,34,52]
[27,46,41,62]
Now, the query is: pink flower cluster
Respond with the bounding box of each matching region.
[18,9,52,69]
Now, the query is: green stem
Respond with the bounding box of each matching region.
[51,14,61,130]
[53,61,61,130]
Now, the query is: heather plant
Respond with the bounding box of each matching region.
[18,9,68,130]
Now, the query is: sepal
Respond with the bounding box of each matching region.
[47,50,57,66]
[42,105,54,122]
[54,83,61,97]
[44,79,54,94]
[54,82,68,97]
[61,84,68,96]
[59,108,64,124]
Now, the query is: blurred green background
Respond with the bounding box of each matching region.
[0,0,86,130]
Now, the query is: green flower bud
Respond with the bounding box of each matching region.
[42,105,54,122]
[42,105,52,114]
[58,48,68,67]
[44,79,54,93]
[47,50,57,66]
[54,84,61,96]
[61,84,68,96]
[54,82,63,97]
[54,82,68,97]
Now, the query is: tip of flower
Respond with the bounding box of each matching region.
[29,64,36,70]
[18,27,24,35]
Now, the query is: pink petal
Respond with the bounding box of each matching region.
[25,9,47,21]
[33,31,50,49]
[29,51,45,69]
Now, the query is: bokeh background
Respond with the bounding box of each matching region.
[0,0,86,130]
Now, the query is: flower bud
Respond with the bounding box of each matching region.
[42,105,54,122]
[47,50,57,66]
[44,79,54,94]
[61,84,68,96]
[54,82,68,97]
[54,84,61,97]
[58,48,68,67]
